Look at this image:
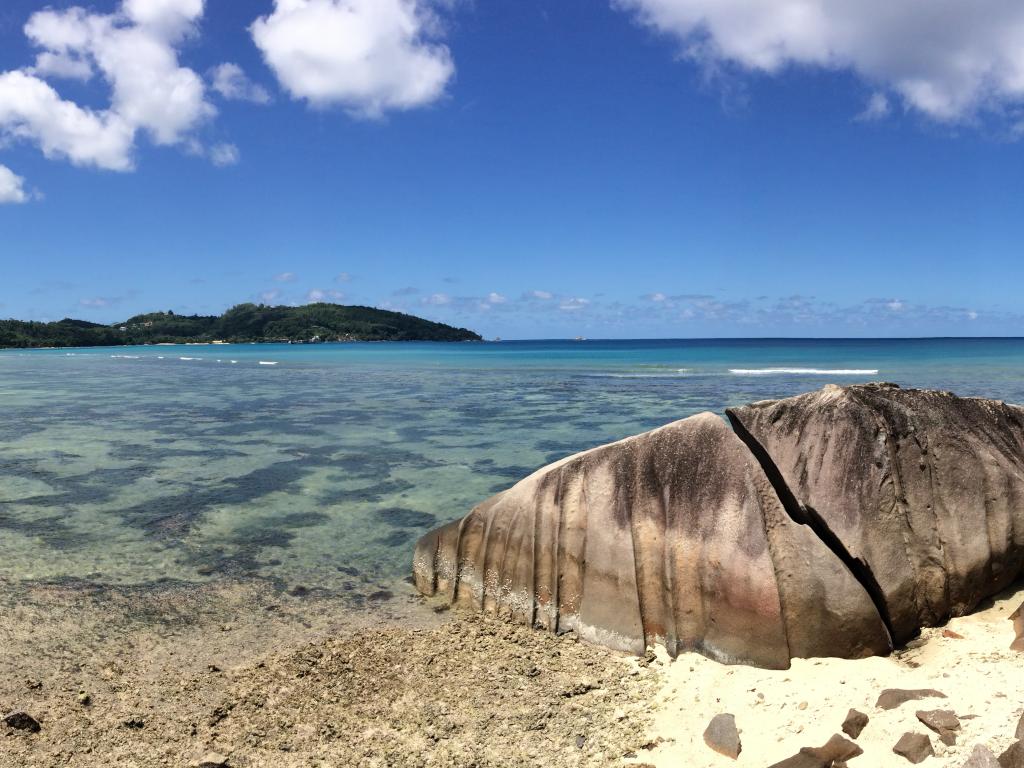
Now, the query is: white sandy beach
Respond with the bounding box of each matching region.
[634,583,1024,767]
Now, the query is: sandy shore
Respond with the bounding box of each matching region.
[2,577,1020,767]
[637,581,1024,768]
[0,578,660,767]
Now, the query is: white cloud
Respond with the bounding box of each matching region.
[0,165,29,204]
[0,0,216,177]
[886,299,905,312]
[273,272,297,282]
[559,297,590,312]
[0,70,136,170]
[209,62,271,104]
[528,290,553,300]
[856,92,890,122]
[615,0,1024,121]
[209,142,240,167]
[967,310,979,321]
[646,292,667,302]
[423,292,451,305]
[79,297,113,308]
[307,288,344,301]
[250,0,455,117]
[486,292,506,304]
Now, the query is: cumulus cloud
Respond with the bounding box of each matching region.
[0,165,29,204]
[250,0,455,117]
[209,62,271,104]
[1,0,215,175]
[209,142,240,167]
[615,0,1024,121]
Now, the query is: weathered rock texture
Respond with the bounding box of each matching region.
[728,383,1024,645]
[414,413,890,667]
[414,384,1024,667]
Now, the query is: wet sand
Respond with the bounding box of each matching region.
[0,578,660,767]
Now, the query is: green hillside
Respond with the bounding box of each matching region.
[0,303,482,348]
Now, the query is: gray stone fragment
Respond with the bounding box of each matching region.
[703,713,741,759]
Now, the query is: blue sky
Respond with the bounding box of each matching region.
[2,0,1024,339]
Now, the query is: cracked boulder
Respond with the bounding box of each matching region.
[728,383,1024,645]
[414,384,1024,665]
[414,411,890,668]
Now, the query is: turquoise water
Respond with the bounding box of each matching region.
[2,338,1024,596]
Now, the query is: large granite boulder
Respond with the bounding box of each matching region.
[727,383,1024,644]
[414,412,891,668]
[414,384,1024,664]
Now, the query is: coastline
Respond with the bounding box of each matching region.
[0,577,660,767]
[5,574,1019,767]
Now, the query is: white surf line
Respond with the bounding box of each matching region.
[729,368,879,375]
[258,361,278,366]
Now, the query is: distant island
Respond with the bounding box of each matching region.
[0,302,482,348]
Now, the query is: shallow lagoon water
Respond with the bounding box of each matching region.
[2,338,1024,596]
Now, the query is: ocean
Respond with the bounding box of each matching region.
[2,338,1024,597]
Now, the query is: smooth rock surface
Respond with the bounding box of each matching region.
[1012,602,1023,652]
[728,384,1024,645]
[414,412,890,667]
[416,383,1024,663]
[703,713,741,759]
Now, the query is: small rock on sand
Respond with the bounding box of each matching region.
[2,711,41,733]
[1011,602,1023,652]
[703,713,741,759]
[767,733,862,768]
[1017,712,1024,741]
[842,709,869,739]
[961,744,1000,768]
[877,689,947,710]
[917,709,960,745]
[893,732,934,764]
